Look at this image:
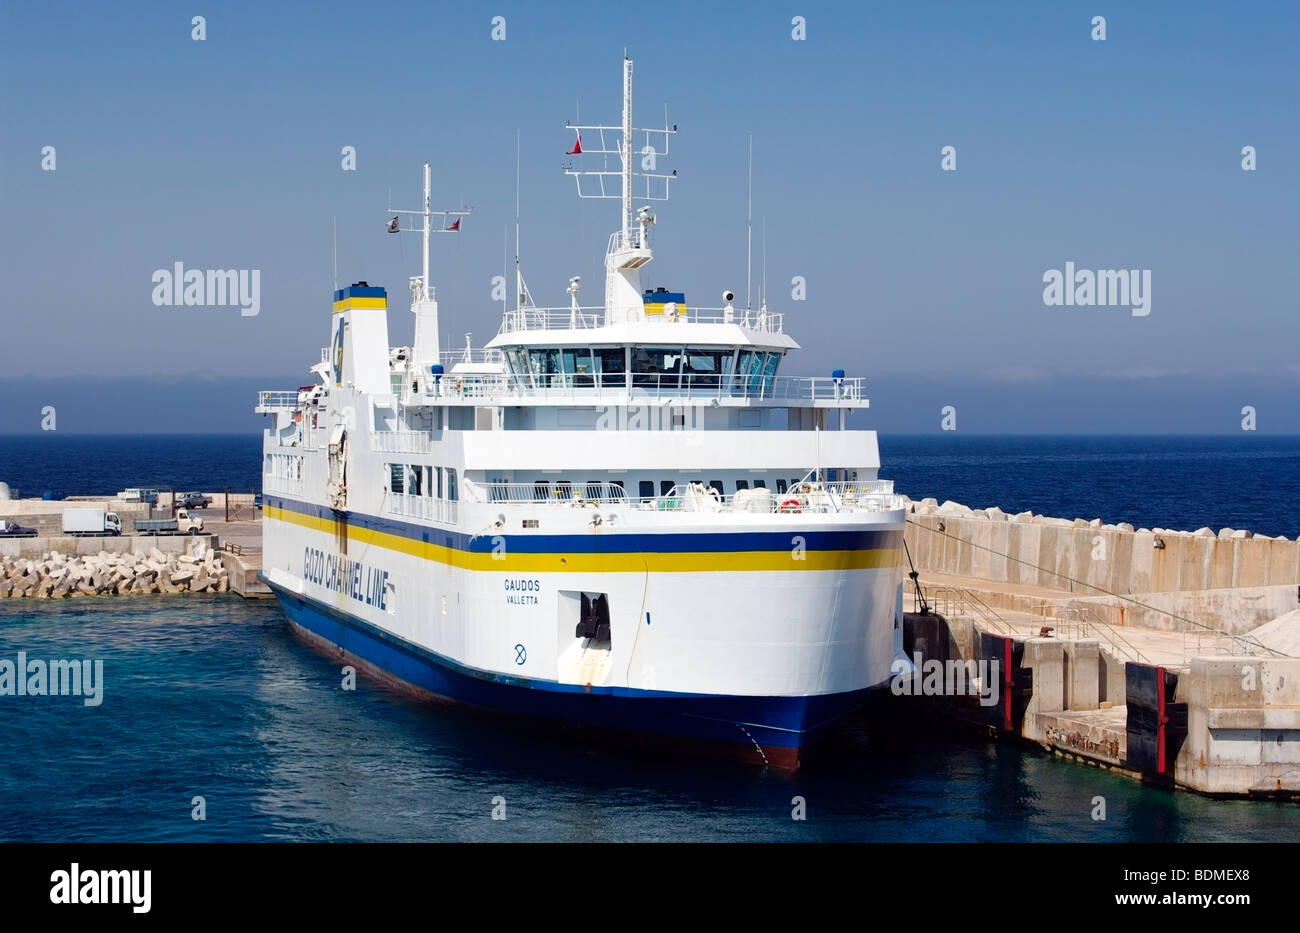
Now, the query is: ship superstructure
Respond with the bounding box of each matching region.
[256,57,907,767]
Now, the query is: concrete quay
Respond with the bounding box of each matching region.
[900,496,1300,799]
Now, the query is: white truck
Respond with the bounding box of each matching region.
[63,508,123,537]
[133,509,205,536]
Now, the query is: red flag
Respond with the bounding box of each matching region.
[448,218,460,232]
[567,136,582,155]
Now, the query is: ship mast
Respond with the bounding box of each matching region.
[387,162,472,370]
[564,55,677,324]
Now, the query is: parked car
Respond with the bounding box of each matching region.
[122,488,159,504]
[176,492,212,509]
[0,519,37,537]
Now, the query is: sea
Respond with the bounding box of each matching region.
[1,434,1298,841]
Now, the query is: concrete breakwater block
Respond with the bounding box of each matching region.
[0,548,230,598]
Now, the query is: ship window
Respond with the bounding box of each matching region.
[585,480,603,501]
[761,350,780,391]
[638,480,654,499]
[506,348,526,376]
[660,480,673,496]
[594,348,626,387]
[563,348,595,386]
[684,348,732,389]
[528,348,563,387]
[735,480,749,491]
[533,480,550,501]
[446,468,458,502]
[754,479,767,489]
[631,346,684,388]
[776,479,787,494]
[555,480,572,500]
[408,465,422,497]
[708,480,724,496]
[435,466,443,498]
[389,463,404,494]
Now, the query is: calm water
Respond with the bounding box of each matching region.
[1,433,1296,537]
[1,433,1298,841]
[2,598,1297,843]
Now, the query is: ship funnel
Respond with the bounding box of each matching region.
[330,283,391,394]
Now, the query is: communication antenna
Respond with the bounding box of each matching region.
[514,130,534,310]
[746,135,753,313]
[386,162,472,302]
[332,216,338,292]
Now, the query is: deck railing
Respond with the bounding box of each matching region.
[422,371,863,403]
[386,491,458,524]
[497,306,785,335]
[462,480,903,515]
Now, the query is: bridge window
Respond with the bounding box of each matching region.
[735,480,749,491]
[638,480,654,499]
[754,479,767,489]
[594,348,626,387]
[533,480,550,501]
[563,348,595,386]
[555,480,572,500]
[631,346,684,388]
[708,480,724,496]
[527,348,563,387]
[684,348,733,389]
[776,479,788,494]
[660,480,674,496]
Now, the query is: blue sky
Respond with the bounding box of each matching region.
[2,1,1297,432]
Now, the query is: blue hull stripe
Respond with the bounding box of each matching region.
[265,578,870,756]
[267,494,902,555]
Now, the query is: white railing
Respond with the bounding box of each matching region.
[387,492,458,524]
[500,307,604,332]
[465,481,630,505]
[255,390,299,412]
[497,306,785,335]
[462,480,903,515]
[264,475,305,496]
[439,348,505,367]
[424,372,863,403]
[371,431,434,454]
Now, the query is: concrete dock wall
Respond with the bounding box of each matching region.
[1177,657,1300,795]
[905,500,1300,597]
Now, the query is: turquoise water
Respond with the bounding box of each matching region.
[1,597,1296,842]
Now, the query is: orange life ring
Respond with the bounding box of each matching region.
[779,498,802,514]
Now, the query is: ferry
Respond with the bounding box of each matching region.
[256,57,908,768]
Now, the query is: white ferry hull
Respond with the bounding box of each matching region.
[261,494,906,767]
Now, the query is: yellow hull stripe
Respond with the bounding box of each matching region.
[266,505,900,573]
